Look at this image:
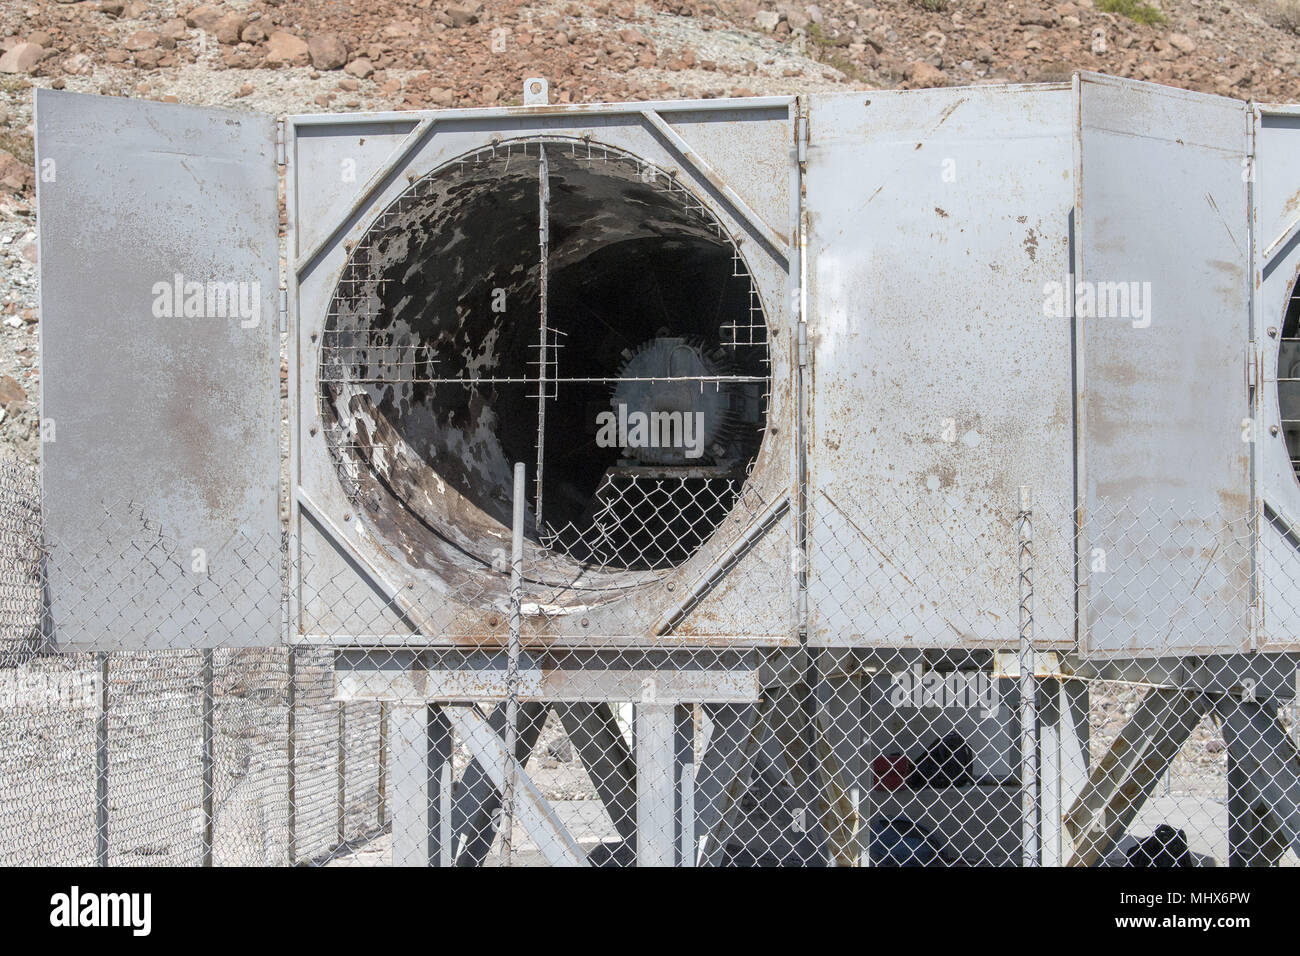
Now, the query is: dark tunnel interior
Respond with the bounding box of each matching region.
[320,139,769,582]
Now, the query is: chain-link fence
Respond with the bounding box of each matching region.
[2,453,1298,867]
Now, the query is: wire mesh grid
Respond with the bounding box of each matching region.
[2,450,1298,866]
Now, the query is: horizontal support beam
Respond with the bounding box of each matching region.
[335,648,764,704]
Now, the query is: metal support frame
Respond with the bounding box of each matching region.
[1065,688,1209,866]
[1039,679,1089,867]
[1217,695,1300,862]
[1227,747,1289,866]
[635,703,692,866]
[389,704,453,866]
[555,703,637,842]
[445,704,588,866]
[694,702,764,866]
[449,702,549,866]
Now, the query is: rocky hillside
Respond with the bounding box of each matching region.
[1,0,1298,458]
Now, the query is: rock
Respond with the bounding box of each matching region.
[1169,32,1197,53]
[241,24,266,44]
[1019,8,1061,26]
[63,52,94,75]
[904,60,947,87]
[0,375,25,410]
[160,19,189,41]
[384,20,418,38]
[234,81,253,97]
[1091,27,1107,54]
[214,13,247,45]
[123,31,159,52]
[429,86,453,107]
[754,10,781,31]
[185,4,225,31]
[0,43,45,75]
[100,1,125,16]
[344,57,374,78]
[308,33,348,70]
[0,149,31,194]
[264,31,310,68]
[446,4,480,27]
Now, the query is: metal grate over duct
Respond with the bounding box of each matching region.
[1277,275,1300,481]
[318,138,770,592]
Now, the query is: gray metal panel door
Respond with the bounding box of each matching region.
[36,90,281,649]
[803,85,1077,648]
[1074,74,1252,657]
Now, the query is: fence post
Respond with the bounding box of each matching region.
[501,462,525,866]
[95,651,109,867]
[1018,485,1039,867]
[377,701,388,829]
[201,648,214,867]
[287,646,296,865]
[336,702,347,848]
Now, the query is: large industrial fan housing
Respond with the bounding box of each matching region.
[31,76,1300,658]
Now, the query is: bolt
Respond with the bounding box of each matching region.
[1269,327,1279,338]
[1271,425,1280,436]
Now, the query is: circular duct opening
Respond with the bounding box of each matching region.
[1280,276,1300,483]
[319,139,770,602]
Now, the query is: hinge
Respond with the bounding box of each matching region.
[1246,343,1257,391]
[797,321,808,367]
[279,287,288,334]
[275,118,286,168]
[796,113,809,164]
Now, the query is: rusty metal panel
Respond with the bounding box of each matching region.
[35,90,281,649]
[1253,105,1300,651]
[803,85,1077,648]
[1074,74,1252,657]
